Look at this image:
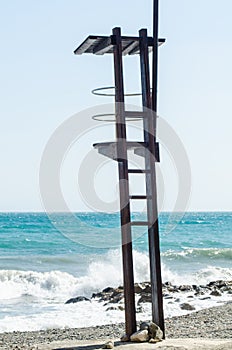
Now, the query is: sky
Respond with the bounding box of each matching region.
[0,0,231,212]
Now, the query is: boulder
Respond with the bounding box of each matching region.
[140,322,149,331]
[130,330,149,342]
[140,321,163,340]
[65,296,90,304]
[180,303,195,311]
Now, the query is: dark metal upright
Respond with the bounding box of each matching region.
[74,20,165,337]
[113,27,137,336]
[139,27,165,335]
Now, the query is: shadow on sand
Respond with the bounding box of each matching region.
[53,341,128,350]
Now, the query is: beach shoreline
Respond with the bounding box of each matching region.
[0,302,231,349]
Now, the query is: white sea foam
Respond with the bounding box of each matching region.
[0,249,231,332]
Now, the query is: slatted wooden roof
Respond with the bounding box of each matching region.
[74,35,165,56]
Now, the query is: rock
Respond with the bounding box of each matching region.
[155,326,163,341]
[109,292,124,303]
[92,292,103,298]
[165,295,174,299]
[207,280,227,289]
[180,303,196,311]
[194,291,205,296]
[143,285,152,293]
[200,296,211,300]
[149,337,162,343]
[65,296,90,304]
[140,322,149,331]
[106,306,118,311]
[167,285,179,293]
[179,285,193,292]
[102,340,114,349]
[106,305,124,311]
[221,286,232,292]
[210,289,222,297]
[120,334,130,342]
[130,329,149,342]
[137,293,151,304]
[140,322,163,340]
[102,287,115,293]
[164,281,173,287]
[136,305,144,313]
[134,283,145,294]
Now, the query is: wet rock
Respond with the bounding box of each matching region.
[200,296,211,300]
[134,283,145,294]
[194,291,205,296]
[210,289,222,297]
[221,286,232,292]
[65,296,90,304]
[92,292,103,299]
[167,285,180,293]
[136,305,144,313]
[165,295,174,299]
[137,293,151,304]
[180,303,196,311]
[102,287,115,293]
[109,292,124,303]
[106,306,118,311]
[143,285,152,293]
[179,285,193,292]
[130,329,149,342]
[207,280,229,289]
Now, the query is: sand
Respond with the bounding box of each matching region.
[0,303,231,350]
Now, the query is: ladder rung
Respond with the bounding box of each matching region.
[131,221,149,226]
[129,195,149,200]
[128,169,150,174]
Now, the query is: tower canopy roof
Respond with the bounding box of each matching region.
[74,35,165,56]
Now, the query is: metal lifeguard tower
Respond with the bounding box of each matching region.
[74,0,165,338]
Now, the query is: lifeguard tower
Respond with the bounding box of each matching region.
[74,0,165,338]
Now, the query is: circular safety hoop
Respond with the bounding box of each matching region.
[92,113,143,122]
[91,86,142,97]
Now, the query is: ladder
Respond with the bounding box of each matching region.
[75,26,165,338]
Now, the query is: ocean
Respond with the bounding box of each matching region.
[0,212,231,333]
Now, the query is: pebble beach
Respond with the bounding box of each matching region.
[0,302,231,349]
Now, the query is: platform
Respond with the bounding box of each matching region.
[74,35,165,55]
[93,141,160,161]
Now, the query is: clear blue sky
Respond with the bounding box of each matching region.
[0,0,231,212]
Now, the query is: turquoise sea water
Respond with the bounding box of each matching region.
[0,212,231,332]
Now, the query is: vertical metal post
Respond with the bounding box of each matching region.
[112,27,137,337]
[152,0,159,118]
[139,28,165,336]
